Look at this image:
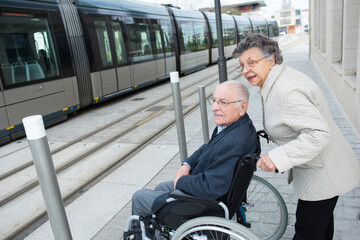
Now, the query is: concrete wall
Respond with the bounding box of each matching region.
[310,0,360,136]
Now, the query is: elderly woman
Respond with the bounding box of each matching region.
[232,33,360,240]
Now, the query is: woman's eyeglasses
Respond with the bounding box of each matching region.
[235,56,266,72]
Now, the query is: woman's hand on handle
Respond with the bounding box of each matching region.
[257,154,277,172]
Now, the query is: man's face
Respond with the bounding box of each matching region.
[211,85,242,126]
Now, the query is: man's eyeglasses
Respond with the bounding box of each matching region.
[235,56,266,73]
[208,98,245,108]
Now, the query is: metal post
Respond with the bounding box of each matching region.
[214,0,228,83]
[22,115,72,240]
[170,72,188,163]
[198,86,209,143]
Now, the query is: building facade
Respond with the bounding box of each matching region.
[275,9,308,34]
[310,0,360,135]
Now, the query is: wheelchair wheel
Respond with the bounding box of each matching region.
[241,175,288,240]
[172,216,260,240]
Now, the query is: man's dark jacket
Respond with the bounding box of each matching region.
[176,113,258,201]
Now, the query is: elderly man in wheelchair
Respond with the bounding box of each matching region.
[124,81,260,240]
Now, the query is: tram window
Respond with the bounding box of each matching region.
[269,25,279,37]
[209,21,218,48]
[151,20,164,57]
[223,22,236,46]
[127,19,153,62]
[260,26,267,35]
[193,22,207,51]
[94,21,113,67]
[0,14,59,87]
[237,24,251,41]
[180,21,196,53]
[154,30,163,55]
[253,24,267,35]
[110,21,126,65]
[159,19,174,57]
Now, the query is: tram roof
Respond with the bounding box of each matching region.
[169,7,205,19]
[24,0,59,3]
[202,12,234,22]
[233,15,251,22]
[248,16,267,24]
[74,0,169,16]
[266,18,277,24]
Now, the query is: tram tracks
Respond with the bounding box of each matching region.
[1,63,240,239]
[0,79,203,182]
[0,67,229,204]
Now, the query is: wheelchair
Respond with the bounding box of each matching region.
[123,131,288,240]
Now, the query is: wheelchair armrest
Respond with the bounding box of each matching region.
[152,197,177,214]
[169,190,218,205]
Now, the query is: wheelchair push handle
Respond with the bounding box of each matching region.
[257,130,270,143]
[255,156,279,173]
[256,130,279,173]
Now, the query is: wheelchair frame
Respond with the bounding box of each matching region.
[123,174,288,240]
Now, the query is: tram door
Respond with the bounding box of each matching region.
[110,20,131,91]
[194,20,209,70]
[208,20,219,63]
[159,19,176,75]
[126,18,157,87]
[151,20,166,80]
[223,20,237,58]
[93,20,118,96]
[91,16,132,98]
[179,20,197,73]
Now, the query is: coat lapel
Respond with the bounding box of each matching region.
[207,113,250,148]
[260,64,285,102]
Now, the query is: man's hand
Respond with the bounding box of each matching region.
[257,154,277,172]
[174,164,190,188]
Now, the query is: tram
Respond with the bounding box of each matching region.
[0,0,279,145]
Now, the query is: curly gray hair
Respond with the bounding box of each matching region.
[232,33,283,64]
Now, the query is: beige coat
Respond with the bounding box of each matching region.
[261,64,360,201]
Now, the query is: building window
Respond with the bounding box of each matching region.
[280,19,292,25]
[280,11,291,17]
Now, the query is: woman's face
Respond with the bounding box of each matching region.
[238,47,275,88]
